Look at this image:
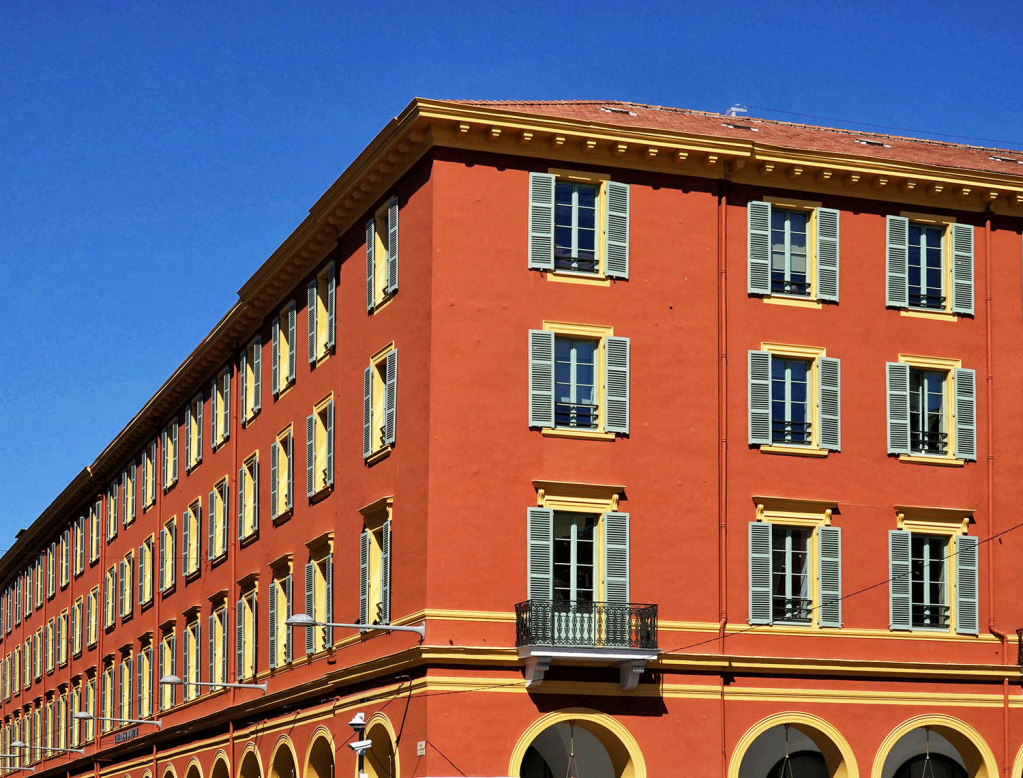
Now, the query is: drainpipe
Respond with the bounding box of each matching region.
[717,173,730,778]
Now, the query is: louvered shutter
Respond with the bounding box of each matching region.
[526,508,554,600]
[386,196,399,294]
[384,350,398,445]
[362,367,373,458]
[285,433,293,510]
[325,263,336,351]
[365,217,376,312]
[135,651,142,717]
[818,526,842,628]
[235,601,245,680]
[239,350,247,427]
[527,172,556,270]
[955,368,977,461]
[252,456,259,533]
[604,336,630,434]
[182,509,191,575]
[380,521,391,625]
[208,613,215,684]
[748,350,772,445]
[605,181,630,279]
[324,553,334,646]
[819,357,841,451]
[76,517,84,572]
[886,362,911,455]
[237,467,245,541]
[359,531,370,629]
[170,636,178,705]
[124,656,132,719]
[747,200,772,294]
[121,469,128,522]
[117,561,124,617]
[307,279,318,364]
[603,512,630,604]
[220,613,227,685]
[268,582,278,670]
[221,369,230,442]
[210,379,218,448]
[951,223,974,315]
[324,401,334,487]
[270,442,279,520]
[748,522,772,625]
[220,481,229,554]
[271,317,280,397]
[159,529,167,591]
[528,330,555,428]
[284,574,293,663]
[306,414,316,498]
[816,207,840,302]
[888,529,912,631]
[184,402,193,466]
[208,493,216,560]
[161,428,168,490]
[194,401,202,467]
[137,545,143,605]
[168,528,176,587]
[305,563,315,655]
[252,334,262,413]
[886,215,909,308]
[171,420,179,483]
[287,301,296,383]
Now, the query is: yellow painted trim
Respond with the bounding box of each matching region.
[268,735,299,778]
[759,199,820,302]
[760,342,828,453]
[1011,742,1023,778]
[184,757,203,778]
[358,495,394,519]
[870,714,997,778]
[533,480,624,512]
[766,195,823,209]
[162,765,177,778]
[898,454,965,467]
[898,354,962,370]
[541,427,616,440]
[302,727,335,778]
[548,167,611,183]
[728,712,859,778]
[508,708,647,778]
[763,296,823,309]
[900,309,959,321]
[760,444,829,457]
[544,168,610,280]
[237,743,264,778]
[363,713,399,778]
[364,445,392,465]
[901,211,957,226]
[543,320,613,339]
[762,342,826,360]
[209,751,231,778]
[545,272,612,287]
[369,341,396,364]
[896,353,964,464]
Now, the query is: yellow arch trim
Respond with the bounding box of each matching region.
[143,770,153,778]
[303,726,336,778]
[728,711,859,778]
[365,713,400,778]
[162,764,178,778]
[268,735,299,778]
[507,708,647,778]
[238,742,264,778]
[871,714,998,778]
[210,750,231,778]
[185,757,204,778]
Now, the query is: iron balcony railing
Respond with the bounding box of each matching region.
[515,599,658,650]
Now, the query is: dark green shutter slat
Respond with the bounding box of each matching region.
[605,181,629,279]
[817,526,842,628]
[271,318,280,397]
[305,562,315,655]
[816,207,840,302]
[604,336,630,434]
[365,218,376,312]
[747,200,771,295]
[528,173,556,271]
[307,279,317,365]
[526,508,553,600]
[819,357,841,451]
[956,535,979,635]
[886,362,911,455]
[324,401,334,486]
[325,262,336,351]
[386,196,399,295]
[955,367,977,461]
[362,367,372,459]
[748,522,772,625]
[748,350,772,446]
[359,530,370,628]
[380,520,391,626]
[888,529,911,631]
[252,334,261,413]
[305,414,316,499]
[287,301,296,384]
[886,215,909,308]
[951,223,974,315]
[384,350,398,446]
[528,330,555,428]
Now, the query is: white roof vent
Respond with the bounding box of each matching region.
[723,123,757,131]
[989,155,1022,164]
[601,106,637,116]
[855,138,892,148]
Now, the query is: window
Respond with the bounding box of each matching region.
[138,536,154,607]
[158,630,175,711]
[890,516,978,635]
[268,568,292,669]
[210,366,231,450]
[100,661,113,732]
[272,302,297,397]
[44,696,52,752]
[118,653,132,724]
[304,548,334,655]
[365,197,399,311]
[182,502,201,576]
[161,419,179,492]
[748,344,841,454]
[89,499,101,562]
[74,516,85,576]
[208,603,227,688]
[528,323,630,438]
[362,344,398,459]
[527,172,630,281]
[886,214,973,316]
[182,617,200,702]
[306,396,335,498]
[11,648,19,693]
[120,551,134,619]
[240,336,262,425]
[28,564,36,613]
[71,599,82,657]
[359,500,393,628]
[307,262,336,364]
[106,482,118,541]
[160,519,177,592]
[32,630,41,681]
[137,641,153,719]
[142,441,157,510]
[56,611,67,667]
[83,674,96,742]
[185,393,204,472]
[86,589,98,648]
[238,454,260,541]
[59,530,69,589]
[103,567,116,629]
[747,199,839,304]
[886,357,976,462]
[69,683,81,747]
[271,428,294,521]
[208,481,229,561]
[236,586,257,681]
[121,464,137,528]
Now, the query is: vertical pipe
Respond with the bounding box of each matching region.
[717,174,730,778]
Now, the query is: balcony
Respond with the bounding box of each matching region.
[515,599,659,690]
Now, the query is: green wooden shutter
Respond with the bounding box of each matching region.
[526,508,554,600]
[285,432,294,511]
[270,442,279,520]
[528,172,556,270]
[955,367,977,461]
[304,562,315,655]
[604,336,630,434]
[194,398,202,466]
[222,368,230,442]
[268,581,277,670]
[252,334,261,413]
[181,511,190,576]
[271,317,280,397]
[816,207,840,302]
[235,600,244,680]
[384,350,398,446]
[886,215,909,308]
[747,200,772,295]
[207,613,215,685]
[886,362,911,455]
[326,262,336,351]
[819,357,841,451]
[160,428,168,491]
[817,526,842,628]
[359,531,370,628]
[603,512,630,602]
[362,367,373,459]
[238,350,247,427]
[956,535,979,635]
[748,350,772,446]
[888,529,912,631]
[171,420,179,483]
[207,492,216,560]
[605,181,630,279]
[121,470,128,523]
[287,301,296,384]
[324,400,334,486]
[237,467,245,542]
[252,456,259,533]
[324,553,334,646]
[220,481,229,555]
[528,330,555,428]
[136,545,143,605]
[748,522,772,625]
[951,223,974,315]
[305,414,316,499]
[380,520,392,625]
[135,649,143,717]
[307,279,318,364]
[184,404,193,466]
[386,196,399,295]
[210,379,218,448]
[365,217,375,311]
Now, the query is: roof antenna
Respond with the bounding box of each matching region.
[725,104,747,117]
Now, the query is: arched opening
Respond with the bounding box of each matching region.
[364,721,397,778]
[185,762,202,778]
[240,749,263,778]
[211,757,230,778]
[270,742,299,778]
[731,714,856,778]
[511,712,645,778]
[874,717,996,778]
[306,733,334,778]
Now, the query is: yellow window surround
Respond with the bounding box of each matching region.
[533,480,623,514]
[895,505,972,536]
[897,353,964,465]
[305,531,335,557]
[359,496,393,526]
[241,453,259,539]
[276,305,293,396]
[758,342,829,457]
[762,196,822,308]
[313,266,332,363]
[368,344,395,460]
[541,168,613,287]
[540,321,616,441]
[244,339,259,420]
[274,428,293,520]
[312,394,334,495]
[899,211,958,320]
[371,202,395,309]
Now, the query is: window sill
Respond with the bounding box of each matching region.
[313,349,333,368]
[241,411,259,428]
[898,454,965,467]
[365,445,393,466]
[210,552,228,568]
[541,428,616,441]
[309,484,333,504]
[272,507,294,526]
[759,444,829,458]
[761,296,823,310]
[239,529,259,547]
[543,271,611,288]
[369,292,397,315]
[900,308,959,322]
[274,381,295,402]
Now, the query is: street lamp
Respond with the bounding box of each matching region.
[159,675,267,694]
[285,613,425,641]
[347,713,371,778]
[10,741,85,756]
[72,712,162,729]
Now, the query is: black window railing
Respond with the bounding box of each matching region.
[770,275,810,296]
[554,253,599,274]
[911,602,949,629]
[772,419,811,445]
[555,403,599,430]
[910,430,947,455]
[908,292,946,310]
[515,599,658,650]
[772,596,812,623]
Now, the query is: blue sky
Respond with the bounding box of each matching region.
[1,1,1021,546]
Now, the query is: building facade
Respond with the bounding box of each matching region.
[4,99,1023,778]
